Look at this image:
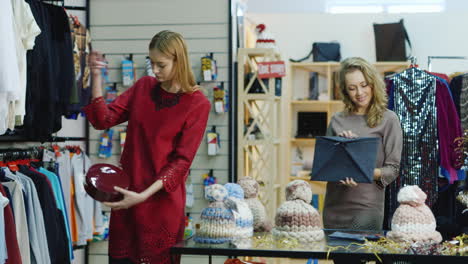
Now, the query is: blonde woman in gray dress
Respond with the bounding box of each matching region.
[323,57,402,263]
[323,57,403,263]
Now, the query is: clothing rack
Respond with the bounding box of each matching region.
[0,147,42,161]
[0,135,87,143]
[427,56,468,71]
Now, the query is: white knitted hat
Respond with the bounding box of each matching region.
[273,180,324,243]
[194,184,236,244]
[224,183,254,239]
[238,177,272,232]
[387,185,442,244]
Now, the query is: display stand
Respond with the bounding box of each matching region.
[237,48,284,219]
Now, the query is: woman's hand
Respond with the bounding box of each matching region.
[88,50,107,77]
[340,177,358,187]
[103,187,148,210]
[338,130,358,138]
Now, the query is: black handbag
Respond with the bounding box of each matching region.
[373,19,412,61]
[289,42,341,63]
[312,42,341,62]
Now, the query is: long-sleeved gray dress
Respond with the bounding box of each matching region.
[323,110,403,230]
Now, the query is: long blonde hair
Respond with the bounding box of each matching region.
[339,57,388,128]
[149,30,197,93]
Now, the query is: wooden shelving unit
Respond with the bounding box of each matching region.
[237,48,285,219]
[284,61,410,197]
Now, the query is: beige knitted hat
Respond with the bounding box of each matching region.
[238,177,272,232]
[387,185,442,244]
[272,180,324,243]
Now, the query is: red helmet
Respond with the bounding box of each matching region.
[84,163,129,202]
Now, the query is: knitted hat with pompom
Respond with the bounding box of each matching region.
[272,180,324,243]
[387,185,442,244]
[194,184,236,244]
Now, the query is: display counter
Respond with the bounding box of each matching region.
[171,229,467,264]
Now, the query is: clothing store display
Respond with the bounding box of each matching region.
[387,185,442,244]
[23,0,74,141]
[2,180,30,264]
[19,165,70,264]
[0,0,21,135]
[238,177,272,232]
[83,76,210,263]
[450,74,468,130]
[224,183,254,239]
[4,168,51,264]
[0,184,22,264]
[194,184,236,244]
[38,167,73,260]
[71,152,102,246]
[273,180,324,243]
[10,0,41,127]
[386,68,464,227]
[323,110,402,230]
[0,192,9,264]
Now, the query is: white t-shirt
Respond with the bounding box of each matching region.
[10,0,41,128]
[0,0,21,134]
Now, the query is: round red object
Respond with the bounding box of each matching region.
[84,163,130,202]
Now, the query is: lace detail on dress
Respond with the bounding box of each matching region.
[151,84,182,110]
[159,159,190,192]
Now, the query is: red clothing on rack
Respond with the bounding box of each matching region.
[83,76,210,264]
[0,184,22,264]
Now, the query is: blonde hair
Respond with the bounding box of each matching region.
[149,30,197,93]
[338,57,388,128]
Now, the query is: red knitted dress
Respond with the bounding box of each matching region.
[83,76,210,263]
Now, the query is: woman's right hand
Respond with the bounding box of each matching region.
[88,50,107,77]
[338,130,358,138]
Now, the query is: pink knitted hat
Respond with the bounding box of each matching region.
[387,185,442,244]
[273,180,324,243]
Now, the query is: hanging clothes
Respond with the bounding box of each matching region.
[2,168,51,264]
[66,20,92,118]
[23,0,74,141]
[10,0,41,128]
[71,152,103,246]
[0,191,8,264]
[450,74,468,131]
[386,67,464,225]
[387,67,439,206]
[38,167,73,261]
[0,0,21,135]
[0,184,22,264]
[1,180,30,264]
[19,165,70,264]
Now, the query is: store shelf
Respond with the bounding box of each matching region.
[291,100,329,112]
[243,139,280,146]
[245,94,281,101]
[291,138,316,146]
[274,184,281,189]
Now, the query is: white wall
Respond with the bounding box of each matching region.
[247,0,468,13]
[247,12,468,72]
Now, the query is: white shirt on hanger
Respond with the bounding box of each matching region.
[9,0,41,128]
[0,0,21,134]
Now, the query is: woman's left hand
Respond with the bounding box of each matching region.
[103,187,148,210]
[340,177,358,187]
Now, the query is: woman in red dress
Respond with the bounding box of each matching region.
[84,30,211,264]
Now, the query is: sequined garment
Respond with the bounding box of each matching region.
[461,75,468,131]
[389,68,439,207]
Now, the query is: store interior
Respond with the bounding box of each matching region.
[1,0,467,264]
